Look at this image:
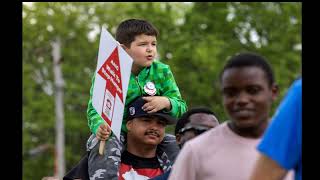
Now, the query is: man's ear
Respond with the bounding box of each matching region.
[126,120,133,132]
[175,134,181,144]
[271,83,279,101]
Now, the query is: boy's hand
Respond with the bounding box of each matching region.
[142,96,171,113]
[96,123,111,141]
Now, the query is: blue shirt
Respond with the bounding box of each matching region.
[258,78,302,180]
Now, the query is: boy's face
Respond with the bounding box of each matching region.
[127,115,166,146]
[123,34,157,74]
[221,66,278,130]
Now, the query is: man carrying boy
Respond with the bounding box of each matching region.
[87,97,175,180]
[87,19,187,179]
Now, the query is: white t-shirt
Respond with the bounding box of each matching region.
[169,122,293,180]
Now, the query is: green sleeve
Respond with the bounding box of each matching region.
[87,75,104,135]
[162,66,187,119]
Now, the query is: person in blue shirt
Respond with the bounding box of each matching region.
[250,78,302,180]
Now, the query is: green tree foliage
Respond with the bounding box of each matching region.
[23,2,301,179]
[170,2,301,120]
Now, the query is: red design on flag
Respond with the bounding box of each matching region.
[97,47,123,126]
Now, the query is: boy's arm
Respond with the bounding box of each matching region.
[87,75,104,135]
[162,66,187,118]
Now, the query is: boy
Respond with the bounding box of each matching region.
[87,19,187,180]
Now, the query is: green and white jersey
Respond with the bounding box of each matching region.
[87,60,187,134]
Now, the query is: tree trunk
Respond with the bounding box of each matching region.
[51,37,65,180]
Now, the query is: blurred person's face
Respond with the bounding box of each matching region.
[221,67,277,134]
[176,113,219,148]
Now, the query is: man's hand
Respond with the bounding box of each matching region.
[96,123,111,141]
[142,96,171,113]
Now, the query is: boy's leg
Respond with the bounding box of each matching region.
[157,133,180,163]
[63,152,89,180]
[88,134,124,180]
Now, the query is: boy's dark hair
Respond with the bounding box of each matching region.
[115,19,159,47]
[175,107,217,135]
[219,52,275,87]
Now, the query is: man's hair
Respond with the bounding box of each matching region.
[175,107,217,135]
[115,19,159,47]
[219,52,275,87]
